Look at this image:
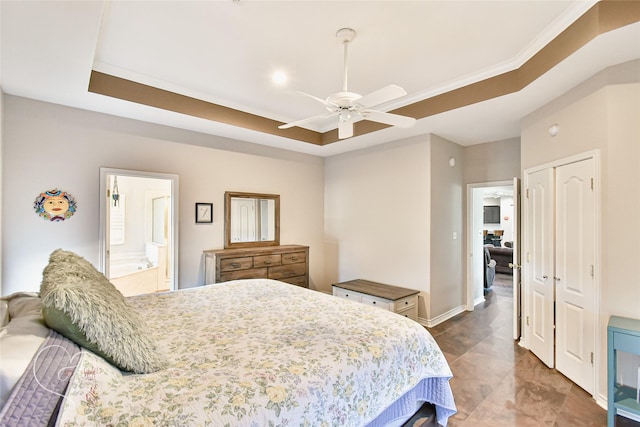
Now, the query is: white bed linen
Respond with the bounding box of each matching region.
[0,293,48,407]
[55,279,455,426]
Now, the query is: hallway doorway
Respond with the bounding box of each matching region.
[467,179,520,340]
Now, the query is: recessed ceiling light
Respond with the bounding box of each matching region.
[272,71,287,86]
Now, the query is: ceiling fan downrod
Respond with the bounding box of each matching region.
[336,28,356,93]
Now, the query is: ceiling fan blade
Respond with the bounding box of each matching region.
[278,112,337,130]
[361,110,416,128]
[357,84,407,108]
[338,120,353,139]
[297,91,338,110]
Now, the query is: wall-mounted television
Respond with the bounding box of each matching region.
[483,205,500,224]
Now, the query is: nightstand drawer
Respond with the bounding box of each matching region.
[220,257,253,272]
[360,295,393,311]
[333,287,361,302]
[394,295,417,312]
[396,306,417,321]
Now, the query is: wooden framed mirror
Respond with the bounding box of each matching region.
[224,191,280,249]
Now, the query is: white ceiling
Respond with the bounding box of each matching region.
[1,1,639,157]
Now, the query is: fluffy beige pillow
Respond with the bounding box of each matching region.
[40,249,167,374]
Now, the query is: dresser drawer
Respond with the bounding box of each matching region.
[254,254,281,268]
[268,263,306,280]
[360,294,394,311]
[220,267,268,282]
[220,257,253,272]
[394,295,417,312]
[280,276,307,287]
[282,251,306,265]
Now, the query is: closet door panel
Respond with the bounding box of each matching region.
[525,168,555,368]
[555,158,595,394]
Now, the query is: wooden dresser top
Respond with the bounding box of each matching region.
[203,245,308,256]
[332,279,419,301]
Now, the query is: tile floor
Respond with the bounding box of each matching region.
[426,274,630,427]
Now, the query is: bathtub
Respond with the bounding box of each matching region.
[109,258,153,279]
[109,244,167,296]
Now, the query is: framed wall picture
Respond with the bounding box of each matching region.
[195,203,213,224]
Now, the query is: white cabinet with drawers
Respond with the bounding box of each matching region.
[332,279,419,321]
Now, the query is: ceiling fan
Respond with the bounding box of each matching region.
[278,28,416,139]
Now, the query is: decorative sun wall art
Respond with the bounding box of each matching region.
[34,189,78,221]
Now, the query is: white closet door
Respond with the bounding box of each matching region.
[555,158,595,393]
[526,168,555,368]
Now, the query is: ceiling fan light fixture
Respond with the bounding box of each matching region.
[338,110,352,123]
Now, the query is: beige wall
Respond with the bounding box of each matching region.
[1,96,325,295]
[325,134,470,323]
[464,138,520,184]
[521,59,640,403]
[324,136,432,312]
[428,135,465,320]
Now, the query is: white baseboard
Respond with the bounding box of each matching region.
[595,393,607,411]
[419,304,466,328]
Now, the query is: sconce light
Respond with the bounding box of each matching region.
[112,176,120,207]
[449,157,456,167]
[548,123,560,137]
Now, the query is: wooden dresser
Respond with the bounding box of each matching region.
[203,245,309,288]
[332,279,419,321]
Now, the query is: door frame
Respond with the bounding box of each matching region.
[99,168,180,291]
[522,149,601,397]
[466,179,515,307]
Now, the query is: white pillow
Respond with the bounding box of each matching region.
[0,293,49,407]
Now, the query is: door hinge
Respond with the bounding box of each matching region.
[590,352,594,365]
[526,188,529,198]
[526,316,530,326]
[107,189,111,198]
[590,265,594,277]
[591,178,594,190]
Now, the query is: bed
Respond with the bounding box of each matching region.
[0,250,456,426]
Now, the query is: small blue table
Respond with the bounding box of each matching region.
[607,316,640,426]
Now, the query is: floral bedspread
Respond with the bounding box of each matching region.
[56,279,455,426]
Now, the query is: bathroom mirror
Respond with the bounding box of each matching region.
[224,191,280,248]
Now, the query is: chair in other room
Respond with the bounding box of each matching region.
[484,245,496,290]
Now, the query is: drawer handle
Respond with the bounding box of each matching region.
[231,262,240,268]
[264,260,272,265]
[345,294,349,297]
[372,301,376,304]
[405,301,408,305]
[290,256,298,261]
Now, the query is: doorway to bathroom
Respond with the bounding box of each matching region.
[99,168,179,296]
